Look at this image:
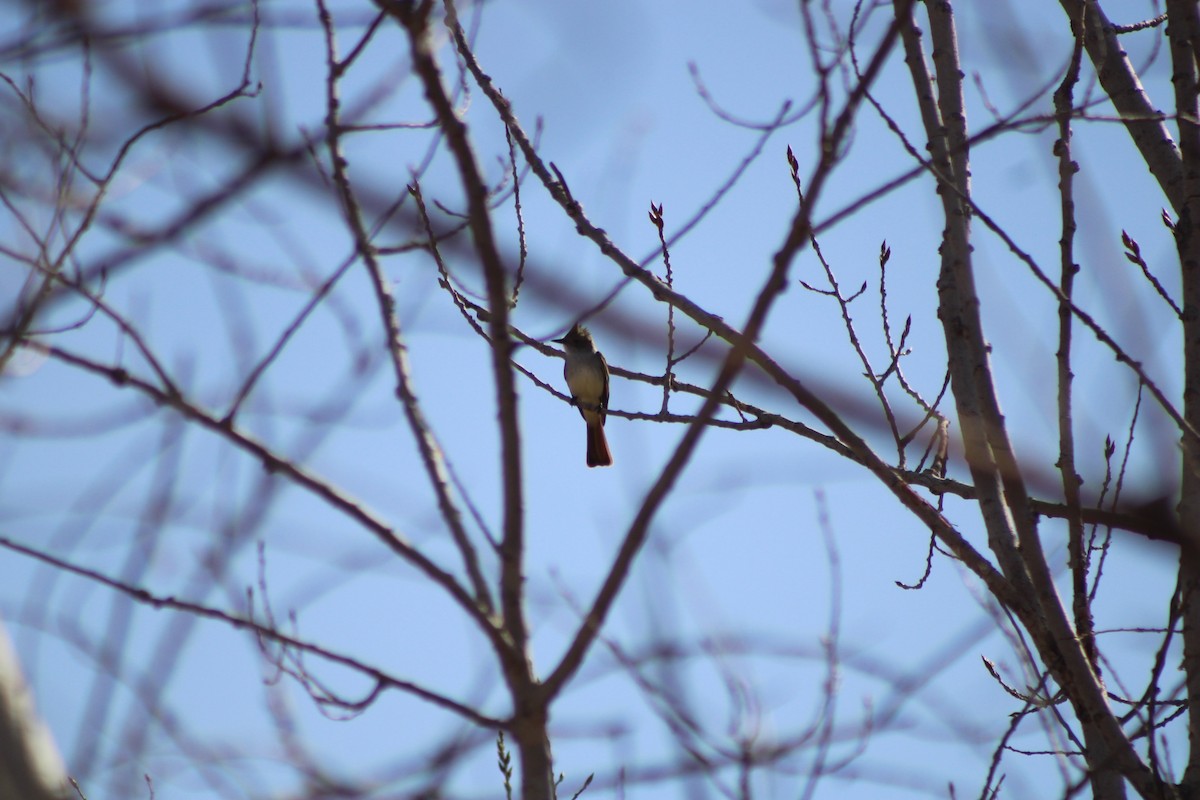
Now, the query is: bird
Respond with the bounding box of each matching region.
[554,324,613,467]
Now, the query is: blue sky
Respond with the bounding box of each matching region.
[0,1,1184,798]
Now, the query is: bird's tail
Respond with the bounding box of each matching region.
[586,422,613,468]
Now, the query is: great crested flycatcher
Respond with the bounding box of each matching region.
[554,324,613,468]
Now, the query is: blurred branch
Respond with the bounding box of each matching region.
[0,536,504,729]
[0,618,69,800]
[35,341,495,637]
